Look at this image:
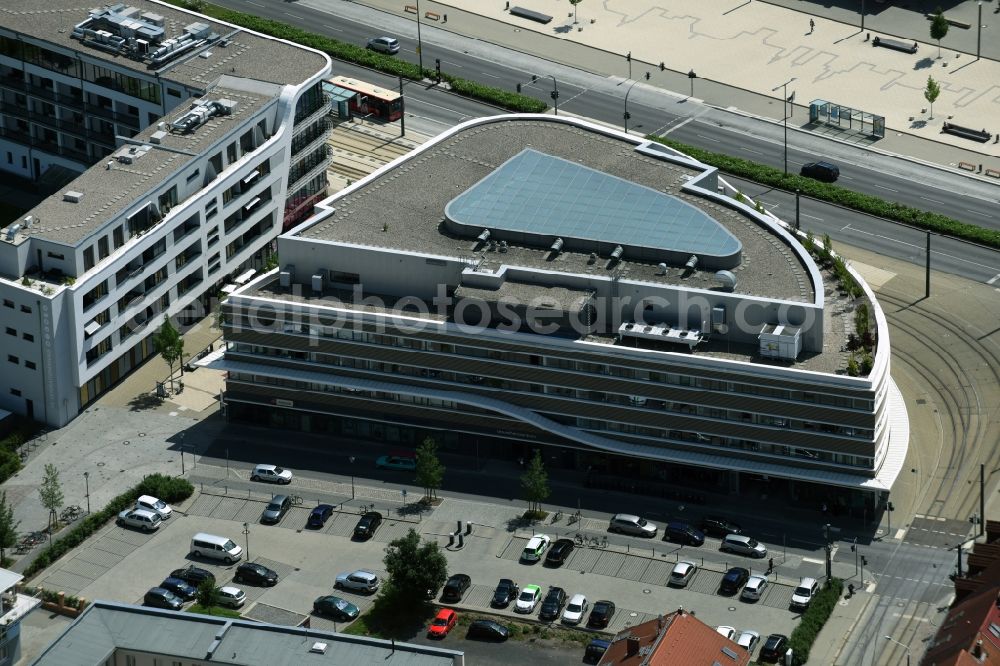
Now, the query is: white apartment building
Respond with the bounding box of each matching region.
[0,0,332,426]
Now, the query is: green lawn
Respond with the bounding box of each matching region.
[186,603,242,619]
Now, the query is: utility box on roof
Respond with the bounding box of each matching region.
[759,324,801,360]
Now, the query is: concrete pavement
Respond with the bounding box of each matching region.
[337,0,1000,170]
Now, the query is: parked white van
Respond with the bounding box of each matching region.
[190,533,243,563]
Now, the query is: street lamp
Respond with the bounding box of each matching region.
[349,456,356,500]
[84,471,90,514]
[860,0,866,32]
[977,1,983,61]
[548,75,559,116]
[771,77,797,175]
[623,79,640,134]
[416,0,424,73]
[687,69,697,98]
[883,635,911,666]
[242,522,250,561]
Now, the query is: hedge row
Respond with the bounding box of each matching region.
[787,578,844,665]
[648,136,1000,250]
[168,0,547,113]
[23,474,194,578]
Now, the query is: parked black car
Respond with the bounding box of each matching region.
[144,587,183,610]
[538,586,567,621]
[235,562,279,586]
[585,639,611,663]
[169,566,216,587]
[700,515,742,538]
[760,633,789,662]
[588,600,616,628]
[353,511,383,540]
[159,577,197,601]
[491,578,519,607]
[307,504,334,528]
[545,538,575,567]
[664,522,705,546]
[442,573,472,602]
[719,567,751,595]
[467,619,510,642]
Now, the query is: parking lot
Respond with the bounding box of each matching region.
[32,485,812,659]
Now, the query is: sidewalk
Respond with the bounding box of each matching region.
[338,0,1000,170]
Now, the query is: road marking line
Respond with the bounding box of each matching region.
[987,273,1000,285]
[921,196,945,205]
[802,213,823,221]
[661,116,696,136]
[695,133,721,142]
[479,72,500,79]
[245,0,264,6]
[894,528,906,539]
[802,557,824,564]
[966,209,991,217]
[283,13,304,20]
[743,148,763,155]
[874,184,897,192]
[323,24,344,32]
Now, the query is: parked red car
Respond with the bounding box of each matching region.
[427,608,457,638]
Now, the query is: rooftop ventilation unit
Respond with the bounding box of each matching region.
[309,643,328,655]
[550,237,564,254]
[22,215,35,228]
[279,265,294,288]
[715,270,737,291]
[63,191,85,203]
[169,99,235,134]
[657,262,667,275]
[5,224,21,242]
[609,245,624,261]
[685,254,699,270]
[476,229,491,243]
[71,6,217,65]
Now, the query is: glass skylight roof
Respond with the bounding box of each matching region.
[444,149,741,259]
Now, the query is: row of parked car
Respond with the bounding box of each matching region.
[716,626,790,662]
[607,513,768,556]
[436,572,617,630]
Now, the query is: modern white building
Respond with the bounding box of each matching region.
[0,0,332,426]
[209,115,908,509]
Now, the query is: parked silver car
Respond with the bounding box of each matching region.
[608,513,657,537]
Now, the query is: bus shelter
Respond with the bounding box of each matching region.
[809,100,884,139]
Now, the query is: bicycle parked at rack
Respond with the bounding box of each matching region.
[289,495,304,506]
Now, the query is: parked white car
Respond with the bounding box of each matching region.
[737,629,760,655]
[218,586,246,608]
[521,534,551,562]
[791,577,819,609]
[514,584,541,613]
[716,625,736,640]
[741,574,769,601]
[669,561,698,587]
[136,495,172,520]
[561,594,589,624]
[250,464,293,484]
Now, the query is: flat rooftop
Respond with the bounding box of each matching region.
[0,0,328,91]
[296,118,813,303]
[19,86,273,246]
[30,601,462,666]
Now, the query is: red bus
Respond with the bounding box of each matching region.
[325,75,403,122]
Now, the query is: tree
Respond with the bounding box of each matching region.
[569,0,582,24]
[924,75,941,119]
[152,314,184,392]
[38,463,64,532]
[0,491,20,565]
[383,528,448,604]
[414,437,445,501]
[520,450,550,515]
[196,580,220,611]
[930,9,949,59]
